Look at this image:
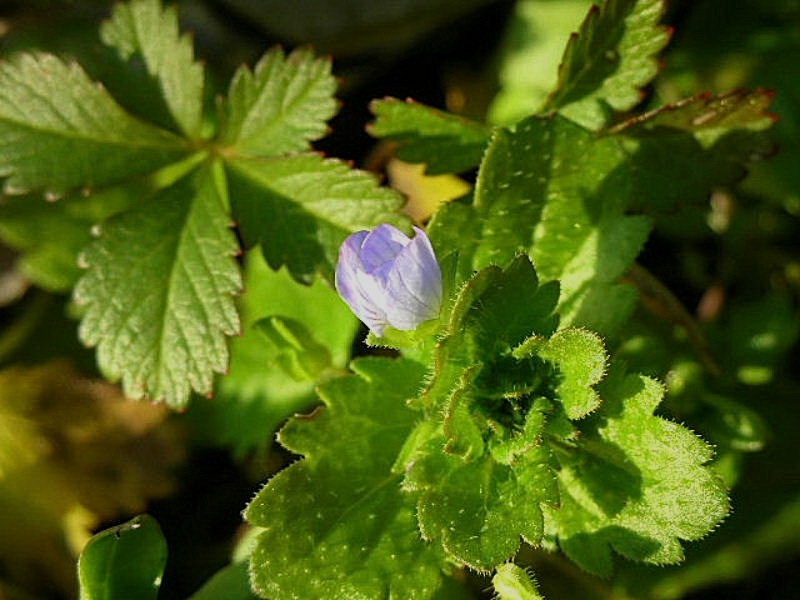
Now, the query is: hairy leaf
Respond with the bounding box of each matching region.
[100,0,205,137]
[369,97,491,174]
[545,0,670,129]
[245,357,451,599]
[227,154,406,281]
[546,367,730,576]
[493,563,545,600]
[0,53,187,195]
[221,48,337,157]
[74,163,241,407]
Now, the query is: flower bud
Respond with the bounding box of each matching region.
[335,224,442,337]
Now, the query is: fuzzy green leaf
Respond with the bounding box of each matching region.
[226,154,406,281]
[78,514,166,600]
[100,0,205,137]
[0,53,187,195]
[405,257,609,569]
[544,0,670,129]
[74,162,241,407]
[245,357,452,600]
[493,563,545,600]
[369,97,492,174]
[220,48,337,157]
[546,367,730,576]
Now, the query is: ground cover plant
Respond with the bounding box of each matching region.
[0,0,798,598]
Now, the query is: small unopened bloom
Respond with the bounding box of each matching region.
[335,224,442,337]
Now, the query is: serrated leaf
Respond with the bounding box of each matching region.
[78,514,166,600]
[74,162,241,407]
[245,357,452,600]
[407,438,558,570]
[226,154,406,281]
[546,367,730,576]
[536,328,607,419]
[221,48,337,157]
[369,97,491,174]
[544,0,670,129]
[0,53,187,195]
[100,0,205,138]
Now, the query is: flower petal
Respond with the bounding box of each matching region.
[336,231,389,335]
[358,223,410,272]
[383,227,442,330]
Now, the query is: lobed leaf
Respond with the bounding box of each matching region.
[220,48,338,157]
[546,367,730,576]
[226,154,407,281]
[369,97,492,174]
[74,162,241,407]
[100,0,206,138]
[245,357,452,599]
[0,53,187,195]
[544,0,670,129]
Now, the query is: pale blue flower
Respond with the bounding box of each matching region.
[335,224,442,337]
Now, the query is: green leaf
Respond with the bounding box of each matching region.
[74,162,241,407]
[254,316,333,382]
[493,563,545,600]
[0,186,141,292]
[535,328,607,419]
[220,48,338,157]
[546,366,730,576]
[188,562,258,600]
[245,357,452,599]
[189,250,358,457]
[544,0,670,129]
[100,0,205,138]
[369,97,492,174]
[77,514,166,600]
[404,257,610,570]
[407,435,558,570]
[461,114,649,337]
[489,0,594,125]
[0,52,187,195]
[226,154,406,281]
[611,89,776,213]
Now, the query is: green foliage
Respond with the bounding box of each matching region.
[245,357,453,599]
[0,0,794,598]
[220,48,338,157]
[74,164,241,404]
[0,52,187,195]
[546,366,729,576]
[227,154,405,281]
[493,563,545,600]
[369,98,492,173]
[77,514,166,600]
[100,0,206,138]
[0,0,406,407]
[543,0,670,129]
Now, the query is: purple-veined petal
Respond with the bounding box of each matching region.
[383,227,442,330]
